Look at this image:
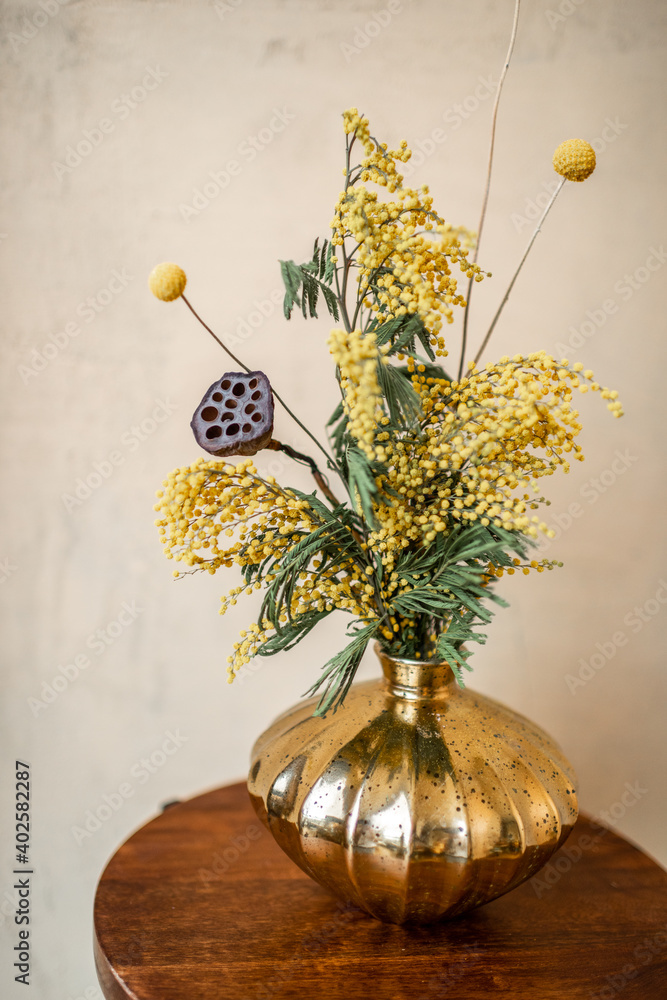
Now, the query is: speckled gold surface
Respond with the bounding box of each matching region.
[248,644,578,924]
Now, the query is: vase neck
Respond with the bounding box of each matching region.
[375,644,455,700]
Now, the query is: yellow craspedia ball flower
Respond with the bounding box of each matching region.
[553,139,596,182]
[148,262,187,301]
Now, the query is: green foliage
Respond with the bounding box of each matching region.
[279,239,340,322]
[386,523,533,679]
[435,616,480,686]
[304,620,379,716]
[258,609,334,657]
[257,493,363,637]
[343,445,382,528]
[372,311,436,362]
[377,360,421,428]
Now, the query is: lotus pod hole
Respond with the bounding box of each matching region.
[191,371,274,456]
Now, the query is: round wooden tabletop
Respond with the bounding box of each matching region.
[93,782,667,1000]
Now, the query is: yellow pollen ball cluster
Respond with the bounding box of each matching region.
[331,109,486,352]
[153,456,378,681]
[361,352,622,573]
[553,140,596,182]
[149,262,187,301]
[342,108,410,191]
[329,328,386,459]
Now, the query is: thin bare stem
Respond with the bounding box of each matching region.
[457,0,521,381]
[266,439,341,508]
[181,293,338,473]
[472,176,566,368]
[339,250,354,333]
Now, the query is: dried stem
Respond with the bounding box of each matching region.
[457,0,521,381]
[472,176,566,367]
[267,440,366,546]
[266,439,341,508]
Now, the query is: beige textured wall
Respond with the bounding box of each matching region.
[1,0,666,995]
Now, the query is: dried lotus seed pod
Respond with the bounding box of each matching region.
[191,371,274,457]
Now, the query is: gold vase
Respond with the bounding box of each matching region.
[248,643,578,924]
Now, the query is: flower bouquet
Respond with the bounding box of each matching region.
[151,115,620,715]
[148,19,622,921]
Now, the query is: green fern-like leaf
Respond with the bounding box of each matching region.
[377,361,422,428]
[279,250,340,322]
[345,445,381,528]
[304,619,378,716]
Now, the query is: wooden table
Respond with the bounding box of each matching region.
[94,782,667,1000]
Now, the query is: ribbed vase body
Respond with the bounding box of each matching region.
[248,646,578,924]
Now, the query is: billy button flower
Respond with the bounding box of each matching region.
[148,262,187,301]
[553,139,596,182]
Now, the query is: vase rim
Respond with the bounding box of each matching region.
[373,640,452,668]
[374,641,456,696]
